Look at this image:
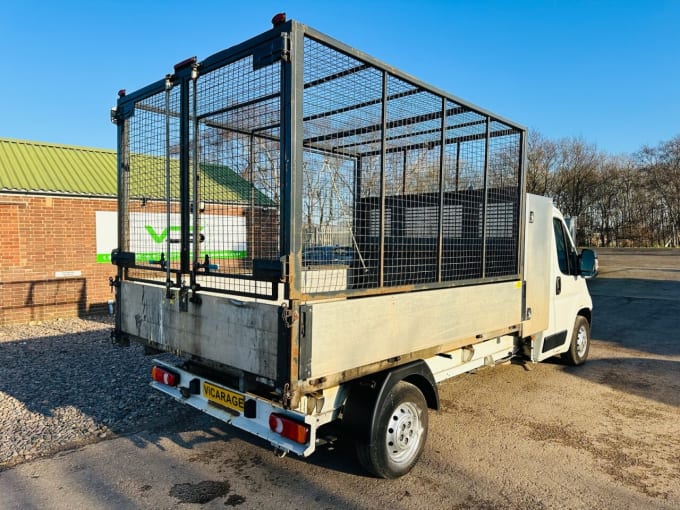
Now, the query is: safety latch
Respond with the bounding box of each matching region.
[281,304,299,328]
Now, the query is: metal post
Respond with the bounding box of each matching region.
[191,68,200,291]
[436,97,446,282]
[115,99,130,342]
[455,142,461,192]
[164,76,173,289]
[249,133,255,261]
[117,108,130,255]
[280,27,303,395]
[379,71,388,287]
[402,149,407,194]
[517,129,527,276]
[179,75,191,277]
[281,30,302,293]
[481,117,490,278]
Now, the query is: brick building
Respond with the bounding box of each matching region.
[0,138,270,325]
[0,139,120,325]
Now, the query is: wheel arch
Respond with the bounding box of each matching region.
[342,360,439,444]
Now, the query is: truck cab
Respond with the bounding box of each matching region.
[522,193,596,365]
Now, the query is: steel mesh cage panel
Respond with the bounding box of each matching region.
[299,34,522,295]
[125,87,182,283]
[485,126,521,277]
[118,23,523,299]
[381,75,442,286]
[119,46,283,298]
[302,37,384,156]
[191,52,281,296]
[301,37,383,292]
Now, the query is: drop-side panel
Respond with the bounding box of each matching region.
[119,281,282,380]
[307,280,522,378]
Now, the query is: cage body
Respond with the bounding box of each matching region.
[113,20,526,395]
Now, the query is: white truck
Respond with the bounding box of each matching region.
[110,17,596,478]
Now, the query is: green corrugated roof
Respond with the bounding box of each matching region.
[0,138,274,206]
[126,157,273,206]
[0,138,117,196]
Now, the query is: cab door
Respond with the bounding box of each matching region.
[534,216,588,361]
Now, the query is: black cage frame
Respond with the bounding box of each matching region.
[114,20,526,301]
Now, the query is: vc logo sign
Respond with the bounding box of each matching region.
[145,225,205,243]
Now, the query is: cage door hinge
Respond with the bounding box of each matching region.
[280,303,299,328]
[281,382,294,409]
[281,32,290,62]
[111,103,135,123]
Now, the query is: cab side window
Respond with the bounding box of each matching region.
[553,218,576,275]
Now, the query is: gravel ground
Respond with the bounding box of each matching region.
[0,316,197,469]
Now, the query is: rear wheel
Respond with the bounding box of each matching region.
[562,315,590,365]
[355,381,428,478]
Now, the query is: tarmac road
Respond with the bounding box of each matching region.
[1,248,679,509]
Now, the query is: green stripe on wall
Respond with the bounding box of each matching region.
[96,251,247,263]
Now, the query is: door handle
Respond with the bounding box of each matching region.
[556,276,562,295]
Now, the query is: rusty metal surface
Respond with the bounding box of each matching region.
[119,281,282,381]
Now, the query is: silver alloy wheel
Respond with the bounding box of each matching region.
[385,401,423,468]
[575,324,589,358]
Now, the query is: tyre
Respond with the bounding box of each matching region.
[355,381,428,478]
[562,315,590,365]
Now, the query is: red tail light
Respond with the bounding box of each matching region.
[151,366,179,386]
[269,413,309,444]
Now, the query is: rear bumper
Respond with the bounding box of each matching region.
[150,359,317,457]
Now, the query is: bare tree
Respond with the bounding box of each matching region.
[526,131,558,196]
[636,136,680,247]
[552,137,602,224]
[525,131,680,248]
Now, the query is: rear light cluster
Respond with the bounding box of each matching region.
[151,366,179,386]
[269,413,309,444]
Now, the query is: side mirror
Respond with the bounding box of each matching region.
[579,248,598,279]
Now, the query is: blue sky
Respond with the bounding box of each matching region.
[1,1,678,155]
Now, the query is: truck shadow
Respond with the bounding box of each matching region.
[0,323,367,476]
[0,326,172,421]
[587,277,680,357]
[561,357,680,408]
[0,323,225,466]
